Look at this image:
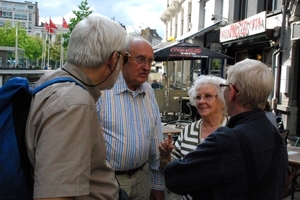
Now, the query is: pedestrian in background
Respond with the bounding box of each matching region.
[97,35,165,200]
[25,13,127,199]
[163,58,288,199]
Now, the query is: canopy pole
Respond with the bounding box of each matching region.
[178,59,184,120]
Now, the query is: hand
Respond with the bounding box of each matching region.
[150,189,165,200]
[159,133,174,159]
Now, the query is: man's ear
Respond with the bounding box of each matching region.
[229,85,239,101]
[107,52,119,71]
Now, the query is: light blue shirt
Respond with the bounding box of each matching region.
[97,74,165,190]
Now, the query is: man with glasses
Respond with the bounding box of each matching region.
[97,36,165,200]
[163,59,288,199]
[25,14,127,199]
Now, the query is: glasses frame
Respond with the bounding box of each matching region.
[219,83,240,94]
[193,94,218,102]
[132,56,154,66]
[118,51,131,65]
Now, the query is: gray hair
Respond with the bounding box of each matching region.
[188,75,226,113]
[125,35,151,53]
[67,13,127,69]
[226,58,274,110]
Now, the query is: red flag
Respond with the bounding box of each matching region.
[45,22,54,34]
[62,17,69,28]
[49,19,57,29]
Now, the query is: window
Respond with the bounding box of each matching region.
[14,12,27,20]
[187,2,192,31]
[2,11,13,19]
[181,9,184,35]
[240,0,248,19]
[175,15,178,38]
[170,20,173,37]
[233,0,248,20]
[2,3,13,9]
[14,4,26,10]
[235,50,247,62]
[210,59,222,77]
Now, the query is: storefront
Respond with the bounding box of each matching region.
[219,11,282,68]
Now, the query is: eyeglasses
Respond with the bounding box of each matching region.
[193,94,218,102]
[133,56,154,66]
[118,51,131,65]
[219,83,240,94]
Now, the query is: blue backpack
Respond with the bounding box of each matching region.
[0,76,85,199]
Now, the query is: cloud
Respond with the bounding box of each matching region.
[37,0,165,37]
[113,0,165,35]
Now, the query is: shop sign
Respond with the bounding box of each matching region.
[220,11,266,42]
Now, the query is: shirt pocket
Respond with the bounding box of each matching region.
[141,116,156,141]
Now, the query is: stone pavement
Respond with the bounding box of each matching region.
[283,137,300,200]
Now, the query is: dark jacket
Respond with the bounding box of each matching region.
[165,110,288,199]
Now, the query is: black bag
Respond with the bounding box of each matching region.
[119,188,130,200]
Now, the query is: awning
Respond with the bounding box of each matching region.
[177,20,225,41]
[154,41,233,62]
[153,20,225,52]
[153,41,176,51]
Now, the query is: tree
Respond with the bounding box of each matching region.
[0,21,27,47]
[62,0,93,48]
[23,36,43,63]
[50,34,65,68]
[0,21,43,66]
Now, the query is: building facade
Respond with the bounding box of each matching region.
[160,0,300,136]
[0,0,39,35]
[140,27,163,46]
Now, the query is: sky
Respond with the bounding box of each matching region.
[16,0,166,38]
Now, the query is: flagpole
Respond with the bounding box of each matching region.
[42,18,46,68]
[47,16,50,68]
[41,34,44,68]
[15,21,18,67]
[60,17,68,68]
[60,36,64,68]
[43,33,46,68]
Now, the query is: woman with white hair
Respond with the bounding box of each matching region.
[159,75,228,200]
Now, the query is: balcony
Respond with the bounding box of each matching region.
[168,0,180,13]
[160,0,181,23]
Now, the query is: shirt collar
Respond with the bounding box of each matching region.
[62,62,101,102]
[114,73,146,97]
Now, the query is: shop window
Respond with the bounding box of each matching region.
[210,59,222,77]
[235,50,247,62]
[248,49,263,61]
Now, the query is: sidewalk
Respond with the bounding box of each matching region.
[283,137,300,200]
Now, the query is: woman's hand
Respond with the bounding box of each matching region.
[159,133,174,157]
[159,133,174,163]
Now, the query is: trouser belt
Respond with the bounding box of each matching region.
[115,162,147,177]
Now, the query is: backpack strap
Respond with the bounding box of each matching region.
[233,128,281,199]
[32,77,86,95]
[12,87,34,196]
